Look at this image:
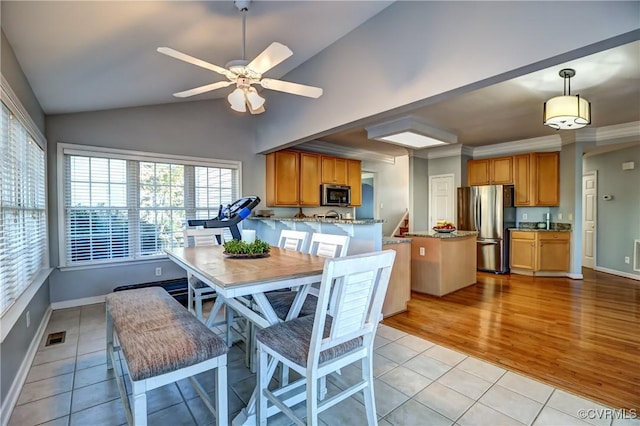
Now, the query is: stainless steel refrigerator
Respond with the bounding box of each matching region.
[457,185,516,273]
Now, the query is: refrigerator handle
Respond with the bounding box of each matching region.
[474,195,480,231]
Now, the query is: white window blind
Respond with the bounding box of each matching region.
[60,145,240,267]
[0,101,48,315]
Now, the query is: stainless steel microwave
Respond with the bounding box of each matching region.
[321,184,351,206]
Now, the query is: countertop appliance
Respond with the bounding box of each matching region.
[457,185,516,273]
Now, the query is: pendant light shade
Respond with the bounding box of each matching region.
[543,69,591,130]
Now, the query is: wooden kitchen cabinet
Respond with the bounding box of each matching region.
[467,156,513,186]
[347,159,362,206]
[266,150,299,206]
[299,152,321,206]
[510,230,570,275]
[321,156,348,184]
[514,152,560,206]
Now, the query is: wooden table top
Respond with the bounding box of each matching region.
[165,245,326,289]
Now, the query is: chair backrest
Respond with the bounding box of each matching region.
[278,230,308,252]
[308,250,396,366]
[308,233,350,258]
[183,228,224,247]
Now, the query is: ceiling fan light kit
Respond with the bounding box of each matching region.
[543,68,591,130]
[157,0,322,114]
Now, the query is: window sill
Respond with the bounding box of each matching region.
[58,255,170,272]
[1,268,53,343]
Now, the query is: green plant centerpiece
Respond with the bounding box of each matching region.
[223,238,271,258]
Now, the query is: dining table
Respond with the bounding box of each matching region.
[165,244,327,425]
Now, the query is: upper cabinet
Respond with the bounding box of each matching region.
[514,152,560,206]
[321,156,348,185]
[266,151,361,207]
[347,159,362,206]
[467,156,513,186]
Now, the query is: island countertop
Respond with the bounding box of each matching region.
[404,230,477,239]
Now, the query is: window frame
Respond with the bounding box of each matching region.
[56,143,242,270]
[1,75,51,341]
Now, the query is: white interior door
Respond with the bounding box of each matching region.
[582,171,597,269]
[429,174,455,227]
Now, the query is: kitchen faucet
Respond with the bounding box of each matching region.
[325,210,341,219]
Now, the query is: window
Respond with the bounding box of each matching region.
[0,100,48,316]
[59,144,241,267]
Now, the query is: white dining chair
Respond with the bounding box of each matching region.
[278,229,309,252]
[256,250,396,426]
[183,228,224,321]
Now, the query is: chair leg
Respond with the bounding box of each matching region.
[361,355,377,426]
[195,291,203,321]
[132,390,147,426]
[187,278,194,315]
[225,306,233,347]
[216,363,228,426]
[257,345,269,426]
[106,311,113,370]
[306,372,319,426]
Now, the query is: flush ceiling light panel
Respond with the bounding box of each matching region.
[366,116,457,149]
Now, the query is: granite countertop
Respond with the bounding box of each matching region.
[382,236,413,245]
[404,230,478,239]
[246,216,384,224]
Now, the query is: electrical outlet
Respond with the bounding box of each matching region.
[625,256,630,264]
[568,213,573,221]
[26,310,30,328]
[558,213,563,220]
[380,202,384,209]
[155,267,162,276]
[419,247,425,256]
[522,213,528,220]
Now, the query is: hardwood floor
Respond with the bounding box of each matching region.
[383,268,640,410]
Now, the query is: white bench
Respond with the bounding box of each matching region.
[106,287,228,426]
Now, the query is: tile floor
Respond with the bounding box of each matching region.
[8,303,639,426]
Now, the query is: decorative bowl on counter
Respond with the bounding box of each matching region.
[433,227,456,233]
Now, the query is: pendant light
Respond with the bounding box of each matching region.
[543,68,591,130]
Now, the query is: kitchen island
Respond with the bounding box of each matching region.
[242,216,384,254]
[405,230,477,297]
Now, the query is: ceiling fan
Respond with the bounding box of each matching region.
[157,0,323,114]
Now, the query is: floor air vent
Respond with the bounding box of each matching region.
[46,331,66,346]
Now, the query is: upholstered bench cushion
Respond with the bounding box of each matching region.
[265,291,317,320]
[105,287,228,381]
[256,315,362,367]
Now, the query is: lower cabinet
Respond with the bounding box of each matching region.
[510,231,570,275]
[381,241,411,317]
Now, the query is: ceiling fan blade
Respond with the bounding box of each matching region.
[247,42,293,75]
[173,81,234,98]
[260,78,323,98]
[157,47,232,78]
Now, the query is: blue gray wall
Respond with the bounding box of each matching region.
[584,145,640,277]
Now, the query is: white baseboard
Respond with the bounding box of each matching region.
[566,272,584,280]
[1,307,52,426]
[594,266,640,281]
[51,295,106,310]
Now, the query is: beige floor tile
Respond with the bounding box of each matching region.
[25,357,75,383]
[69,398,127,426]
[38,416,69,426]
[456,357,506,383]
[497,371,554,404]
[533,406,592,426]
[612,416,640,426]
[372,353,399,377]
[147,402,196,426]
[74,363,115,388]
[17,373,74,405]
[395,334,436,353]
[404,353,452,381]
[546,389,612,426]
[76,349,108,371]
[33,344,78,366]
[376,324,408,341]
[385,399,453,426]
[369,379,411,417]
[425,345,467,367]
[437,368,492,400]
[318,393,368,425]
[374,334,392,349]
[414,381,474,422]
[379,365,432,397]
[76,334,106,355]
[375,341,420,365]
[458,402,526,426]
[145,384,184,414]
[71,378,120,413]
[479,384,543,425]
[9,391,72,426]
